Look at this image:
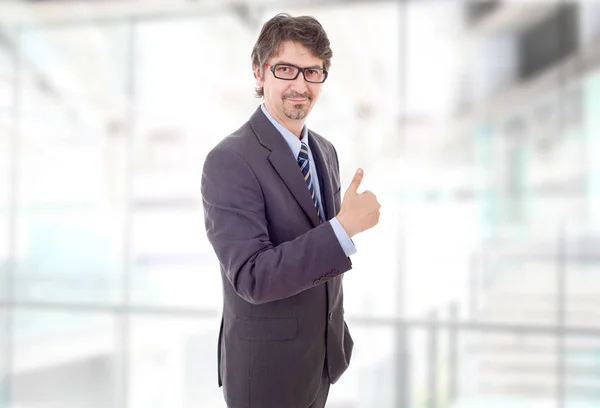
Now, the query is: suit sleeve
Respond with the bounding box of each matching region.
[201,147,352,305]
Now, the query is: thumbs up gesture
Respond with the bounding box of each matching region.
[336,168,381,238]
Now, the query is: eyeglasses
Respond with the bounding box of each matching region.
[266,63,328,83]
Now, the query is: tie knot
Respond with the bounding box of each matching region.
[298,142,309,162]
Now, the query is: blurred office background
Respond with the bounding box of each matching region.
[2,0,600,407]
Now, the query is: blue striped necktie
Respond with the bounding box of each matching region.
[297,142,320,221]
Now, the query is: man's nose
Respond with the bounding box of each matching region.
[290,73,309,93]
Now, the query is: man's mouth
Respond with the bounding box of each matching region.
[285,94,311,103]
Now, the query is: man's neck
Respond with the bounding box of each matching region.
[264,102,304,139]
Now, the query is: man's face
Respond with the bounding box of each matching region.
[254,41,325,122]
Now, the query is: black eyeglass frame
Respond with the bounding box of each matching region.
[266,63,329,83]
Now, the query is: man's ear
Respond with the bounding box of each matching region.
[253,65,264,88]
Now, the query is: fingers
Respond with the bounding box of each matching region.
[347,168,364,195]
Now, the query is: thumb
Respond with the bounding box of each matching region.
[347,168,364,195]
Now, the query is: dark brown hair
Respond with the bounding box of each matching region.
[251,13,333,98]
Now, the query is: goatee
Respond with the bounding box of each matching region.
[282,92,312,120]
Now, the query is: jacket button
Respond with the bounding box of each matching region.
[328,311,334,321]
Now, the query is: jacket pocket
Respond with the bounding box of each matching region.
[236,316,298,341]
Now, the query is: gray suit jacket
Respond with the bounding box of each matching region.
[201,107,354,408]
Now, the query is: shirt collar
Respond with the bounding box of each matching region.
[260,103,309,159]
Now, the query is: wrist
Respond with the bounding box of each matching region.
[336,214,356,238]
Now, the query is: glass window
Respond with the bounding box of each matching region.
[14,22,130,305]
[0,26,16,304]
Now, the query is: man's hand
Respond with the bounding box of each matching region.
[336,168,381,238]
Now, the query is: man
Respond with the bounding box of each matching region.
[201,13,381,408]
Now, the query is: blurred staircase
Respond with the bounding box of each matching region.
[467,237,600,403]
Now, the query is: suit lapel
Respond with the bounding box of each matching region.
[249,107,320,227]
[308,132,336,221]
